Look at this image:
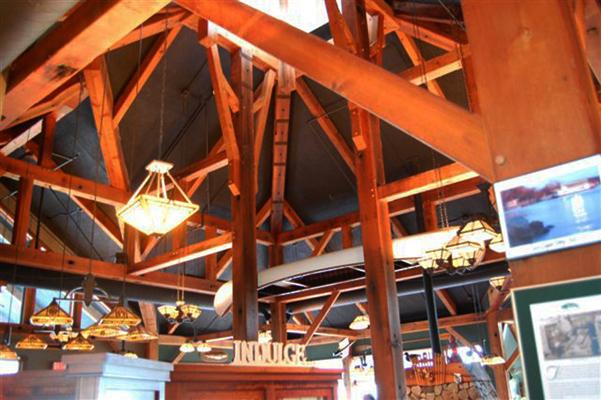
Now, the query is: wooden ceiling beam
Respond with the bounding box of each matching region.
[400,46,468,86]
[301,291,340,345]
[1,0,170,130]
[83,55,129,191]
[254,70,277,165]
[0,243,220,294]
[311,229,335,257]
[129,233,233,275]
[367,0,459,51]
[295,78,356,173]
[109,8,189,50]
[378,163,479,202]
[282,201,320,250]
[436,289,458,316]
[206,44,240,195]
[175,0,494,181]
[0,154,130,207]
[113,25,183,126]
[5,78,83,129]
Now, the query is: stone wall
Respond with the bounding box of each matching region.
[406,381,498,400]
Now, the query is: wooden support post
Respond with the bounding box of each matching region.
[0,71,5,122]
[487,309,509,400]
[12,177,34,246]
[72,294,83,330]
[204,226,218,281]
[230,48,258,341]
[463,1,601,287]
[21,288,36,325]
[343,355,353,400]
[344,1,405,397]
[139,301,159,360]
[270,301,287,344]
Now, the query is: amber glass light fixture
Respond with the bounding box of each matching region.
[158,301,201,324]
[458,219,497,243]
[62,333,94,351]
[446,236,483,257]
[258,330,272,344]
[349,315,370,331]
[196,341,211,353]
[489,276,507,290]
[117,160,199,235]
[121,351,138,359]
[179,341,195,353]
[480,354,505,366]
[0,344,19,360]
[488,233,505,253]
[83,322,124,338]
[99,303,141,328]
[202,350,228,362]
[30,299,73,327]
[16,335,48,350]
[121,325,158,342]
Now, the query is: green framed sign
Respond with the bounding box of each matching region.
[512,277,601,399]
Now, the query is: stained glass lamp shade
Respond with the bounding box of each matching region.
[121,325,158,342]
[445,236,483,257]
[196,342,211,353]
[349,315,370,330]
[16,335,48,350]
[480,354,505,366]
[202,350,228,362]
[0,344,18,360]
[30,299,73,327]
[178,303,202,321]
[117,160,199,235]
[179,341,195,353]
[121,351,138,359]
[420,246,451,270]
[488,233,505,253]
[62,333,94,351]
[83,322,124,338]
[458,219,497,242]
[99,304,141,328]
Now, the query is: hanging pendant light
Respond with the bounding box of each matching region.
[480,353,506,366]
[488,233,505,253]
[179,341,195,353]
[121,351,138,359]
[83,322,125,338]
[426,246,451,269]
[15,335,48,350]
[99,302,141,328]
[196,341,212,353]
[458,218,497,243]
[202,349,228,362]
[489,276,507,290]
[62,333,94,351]
[446,236,483,257]
[30,299,73,327]
[117,161,199,235]
[0,344,19,360]
[121,325,158,342]
[349,315,370,331]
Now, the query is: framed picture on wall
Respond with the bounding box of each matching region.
[512,278,601,400]
[494,154,601,260]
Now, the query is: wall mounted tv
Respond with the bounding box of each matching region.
[494,155,601,260]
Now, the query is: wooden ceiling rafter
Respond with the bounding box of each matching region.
[129,232,233,276]
[83,55,130,192]
[301,290,340,345]
[113,24,184,126]
[0,243,220,294]
[294,77,356,173]
[206,44,241,196]
[175,0,494,180]
[1,0,171,131]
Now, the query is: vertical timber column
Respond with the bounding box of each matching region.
[463,0,601,284]
[12,177,33,246]
[487,295,509,400]
[231,48,258,341]
[270,301,287,344]
[344,1,405,397]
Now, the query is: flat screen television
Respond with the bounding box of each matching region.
[494,155,601,260]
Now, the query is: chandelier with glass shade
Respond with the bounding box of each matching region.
[349,315,370,331]
[116,160,199,236]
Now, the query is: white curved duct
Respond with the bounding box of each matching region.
[213,227,459,316]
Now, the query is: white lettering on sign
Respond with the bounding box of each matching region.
[232,341,310,366]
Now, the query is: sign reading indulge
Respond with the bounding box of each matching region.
[232,340,310,366]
